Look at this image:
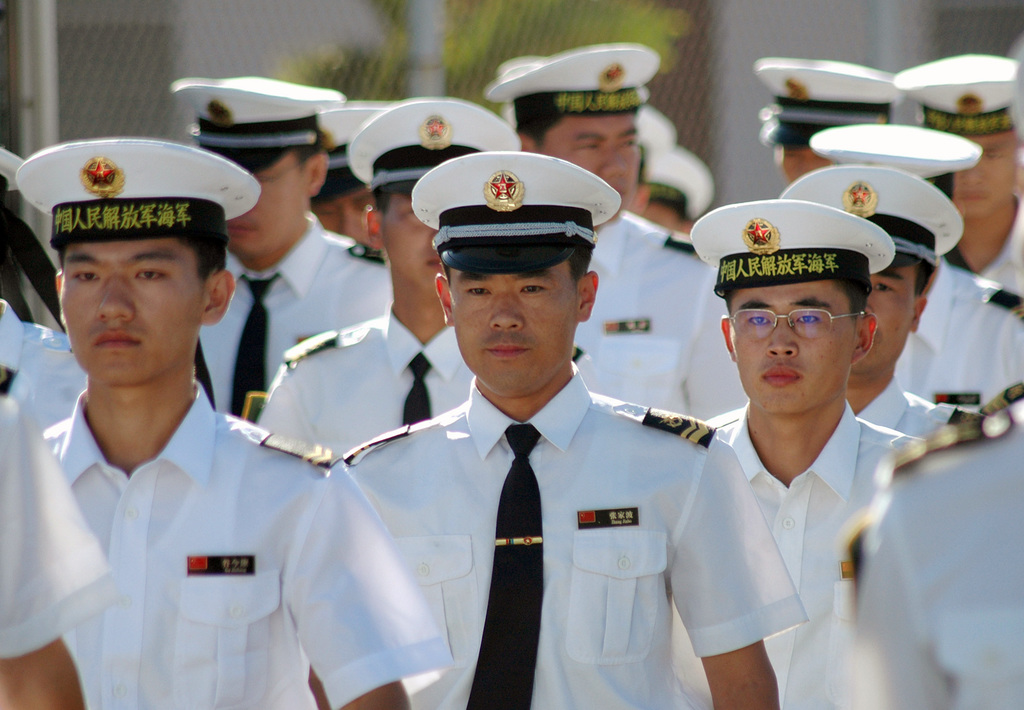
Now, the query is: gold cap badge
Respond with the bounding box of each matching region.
[843,181,878,218]
[599,63,626,93]
[484,170,524,212]
[206,99,234,127]
[743,217,781,255]
[957,93,983,116]
[80,157,125,198]
[785,78,809,101]
[321,128,337,152]
[419,115,452,150]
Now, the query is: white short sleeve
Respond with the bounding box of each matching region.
[0,397,117,657]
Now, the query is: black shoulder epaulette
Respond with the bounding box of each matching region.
[891,408,1015,479]
[343,425,412,465]
[0,366,14,395]
[572,345,585,363]
[980,381,1024,416]
[259,433,338,473]
[284,330,340,368]
[985,288,1024,319]
[662,233,696,255]
[639,407,715,448]
[347,244,387,266]
[947,407,983,426]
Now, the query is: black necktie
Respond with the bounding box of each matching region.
[231,274,277,416]
[402,352,432,425]
[467,424,543,710]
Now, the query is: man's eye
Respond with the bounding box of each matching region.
[745,314,771,326]
[793,312,824,325]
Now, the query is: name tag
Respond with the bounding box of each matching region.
[934,392,981,406]
[187,555,256,576]
[603,319,651,334]
[578,507,639,529]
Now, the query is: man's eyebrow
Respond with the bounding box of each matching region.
[63,248,182,265]
[736,299,770,310]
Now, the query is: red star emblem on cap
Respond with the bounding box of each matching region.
[490,172,516,200]
[86,159,116,185]
[849,185,870,206]
[747,221,771,245]
[425,117,446,139]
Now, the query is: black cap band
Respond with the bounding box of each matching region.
[51,197,227,248]
[715,248,870,296]
[513,87,644,125]
[922,106,1012,136]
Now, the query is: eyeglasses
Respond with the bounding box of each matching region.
[726,308,866,340]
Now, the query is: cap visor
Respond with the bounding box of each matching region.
[440,244,575,274]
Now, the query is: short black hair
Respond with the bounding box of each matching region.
[912,261,934,295]
[724,278,868,313]
[516,115,566,146]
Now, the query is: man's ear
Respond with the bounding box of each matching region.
[435,272,454,325]
[576,271,598,323]
[304,152,329,197]
[201,269,235,326]
[363,204,384,250]
[721,315,738,363]
[851,312,877,365]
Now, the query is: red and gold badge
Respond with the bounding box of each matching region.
[206,99,234,127]
[957,93,983,116]
[484,170,524,212]
[842,181,878,218]
[743,217,780,255]
[785,78,809,101]
[419,115,452,150]
[80,156,125,198]
[599,63,626,93]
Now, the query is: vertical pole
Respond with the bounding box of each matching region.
[407,0,445,97]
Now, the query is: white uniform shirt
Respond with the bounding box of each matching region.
[200,217,391,411]
[350,372,807,709]
[856,378,959,437]
[577,212,746,419]
[0,397,117,657]
[853,403,1024,710]
[693,405,913,710]
[260,312,473,454]
[49,393,449,710]
[0,300,86,428]
[896,263,1024,408]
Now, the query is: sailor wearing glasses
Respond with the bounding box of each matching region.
[675,199,916,710]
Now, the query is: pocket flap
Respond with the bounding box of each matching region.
[936,609,1024,676]
[179,570,281,628]
[396,535,474,585]
[573,529,667,579]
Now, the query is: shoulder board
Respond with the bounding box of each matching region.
[572,345,585,363]
[259,433,338,473]
[0,366,15,395]
[979,381,1024,416]
[891,408,1015,479]
[639,407,715,448]
[946,407,983,426]
[284,330,340,367]
[662,233,696,255]
[984,288,1024,319]
[347,244,387,266]
[343,425,412,466]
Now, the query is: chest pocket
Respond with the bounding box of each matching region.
[935,609,1024,710]
[396,535,478,667]
[826,580,855,704]
[597,336,682,380]
[566,529,667,665]
[174,570,280,708]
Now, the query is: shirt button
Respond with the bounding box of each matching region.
[417,563,430,578]
[229,605,245,619]
[618,556,631,570]
[118,595,132,609]
[113,683,127,698]
[781,517,795,530]
[124,507,139,521]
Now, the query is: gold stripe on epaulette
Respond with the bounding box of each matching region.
[980,382,1024,416]
[641,407,716,448]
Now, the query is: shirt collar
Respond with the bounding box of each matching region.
[228,216,324,298]
[383,311,464,382]
[913,263,953,352]
[0,302,24,371]
[465,368,591,461]
[857,378,909,431]
[730,404,861,500]
[59,391,218,487]
[593,213,628,276]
